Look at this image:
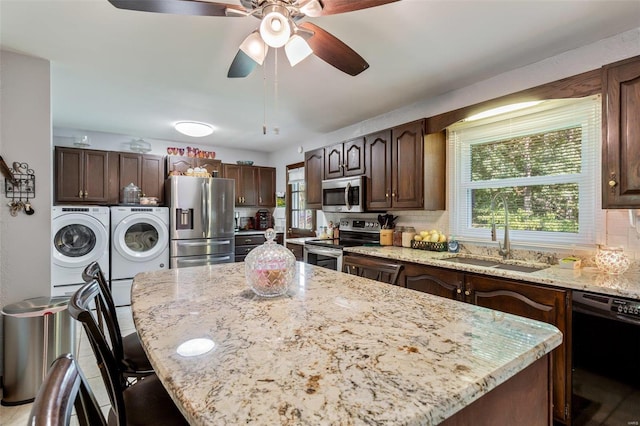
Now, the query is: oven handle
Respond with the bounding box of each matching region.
[304,246,343,257]
[344,182,352,211]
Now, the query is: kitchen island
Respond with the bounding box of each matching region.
[131,262,561,425]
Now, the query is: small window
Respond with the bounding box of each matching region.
[448,96,601,246]
[286,164,315,236]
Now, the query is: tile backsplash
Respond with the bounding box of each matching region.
[318,208,640,266]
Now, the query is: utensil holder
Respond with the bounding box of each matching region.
[380,229,393,246]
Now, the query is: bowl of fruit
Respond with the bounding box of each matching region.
[412,229,448,251]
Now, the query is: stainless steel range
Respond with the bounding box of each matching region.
[304,218,380,271]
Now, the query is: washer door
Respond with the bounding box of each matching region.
[52,214,109,267]
[113,214,168,262]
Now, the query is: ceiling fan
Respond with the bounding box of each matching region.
[107,0,400,78]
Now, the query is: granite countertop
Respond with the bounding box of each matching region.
[132,262,561,425]
[235,230,283,236]
[345,246,640,300]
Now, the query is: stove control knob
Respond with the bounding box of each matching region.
[618,306,623,312]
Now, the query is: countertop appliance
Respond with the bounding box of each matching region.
[51,206,110,297]
[167,176,235,268]
[321,176,366,213]
[110,206,169,306]
[572,290,640,420]
[304,218,380,271]
[255,209,272,231]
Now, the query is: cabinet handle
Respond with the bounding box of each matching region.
[385,192,389,198]
[244,239,253,244]
[609,173,617,193]
[79,190,83,198]
[84,191,88,198]
[464,290,471,296]
[456,288,462,294]
[259,196,262,204]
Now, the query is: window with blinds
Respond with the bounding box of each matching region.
[448,96,601,246]
[287,166,314,231]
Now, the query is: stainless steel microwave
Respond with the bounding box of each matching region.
[321,176,365,212]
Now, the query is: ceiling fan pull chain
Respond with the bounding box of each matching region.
[274,48,279,135]
[263,55,267,135]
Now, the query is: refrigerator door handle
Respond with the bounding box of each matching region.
[201,180,209,238]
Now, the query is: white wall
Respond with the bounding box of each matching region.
[0,50,53,376]
[53,127,271,166]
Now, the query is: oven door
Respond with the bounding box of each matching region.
[304,244,343,271]
[321,176,364,213]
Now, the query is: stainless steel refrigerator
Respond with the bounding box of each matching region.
[167,176,235,268]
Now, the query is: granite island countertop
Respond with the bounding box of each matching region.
[345,246,640,300]
[132,262,561,425]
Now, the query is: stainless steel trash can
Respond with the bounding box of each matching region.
[1,296,76,406]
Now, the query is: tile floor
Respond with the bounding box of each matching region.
[0,306,135,425]
[573,367,640,426]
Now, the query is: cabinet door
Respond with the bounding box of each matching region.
[343,137,365,177]
[83,150,109,203]
[403,262,464,300]
[119,153,142,199]
[286,243,304,261]
[141,154,165,203]
[167,156,196,175]
[240,166,258,206]
[196,158,222,177]
[466,274,570,424]
[55,147,84,202]
[365,130,392,210]
[602,55,640,208]
[304,148,324,209]
[324,143,344,179]
[223,164,243,205]
[392,120,424,209]
[257,167,276,207]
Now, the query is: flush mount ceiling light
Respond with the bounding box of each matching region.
[174,121,214,137]
[465,101,543,121]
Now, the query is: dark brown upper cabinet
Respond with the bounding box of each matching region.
[257,166,276,207]
[55,147,110,204]
[118,153,165,204]
[324,137,365,179]
[602,55,640,208]
[304,148,324,209]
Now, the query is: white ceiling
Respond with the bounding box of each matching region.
[1,0,639,152]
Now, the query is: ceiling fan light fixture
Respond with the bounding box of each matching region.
[239,31,268,65]
[299,0,323,17]
[285,34,313,66]
[259,4,291,48]
[174,121,214,137]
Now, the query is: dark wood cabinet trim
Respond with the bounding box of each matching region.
[426,68,601,133]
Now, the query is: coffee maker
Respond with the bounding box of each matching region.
[255,209,273,231]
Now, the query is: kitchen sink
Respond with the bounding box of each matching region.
[441,256,549,273]
[492,263,549,273]
[440,257,502,267]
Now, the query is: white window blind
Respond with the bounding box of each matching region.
[448,95,601,246]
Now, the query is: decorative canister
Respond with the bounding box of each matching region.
[594,245,630,275]
[245,229,296,297]
[380,229,394,246]
[393,226,405,247]
[402,227,416,247]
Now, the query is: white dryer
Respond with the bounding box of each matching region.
[52,206,110,297]
[110,206,169,306]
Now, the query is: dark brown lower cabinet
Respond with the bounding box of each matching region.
[397,262,571,425]
[286,243,303,261]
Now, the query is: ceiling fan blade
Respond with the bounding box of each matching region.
[299,22,368,76]
[107,0,245,17]
[315,0,400,16]
[227,50,258,78]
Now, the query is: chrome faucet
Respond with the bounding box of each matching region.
[490,193,511,259]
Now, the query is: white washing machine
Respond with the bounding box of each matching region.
[110,206,169,306]
[52,206,110,297]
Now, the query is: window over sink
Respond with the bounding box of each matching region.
[448,95,601,246]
